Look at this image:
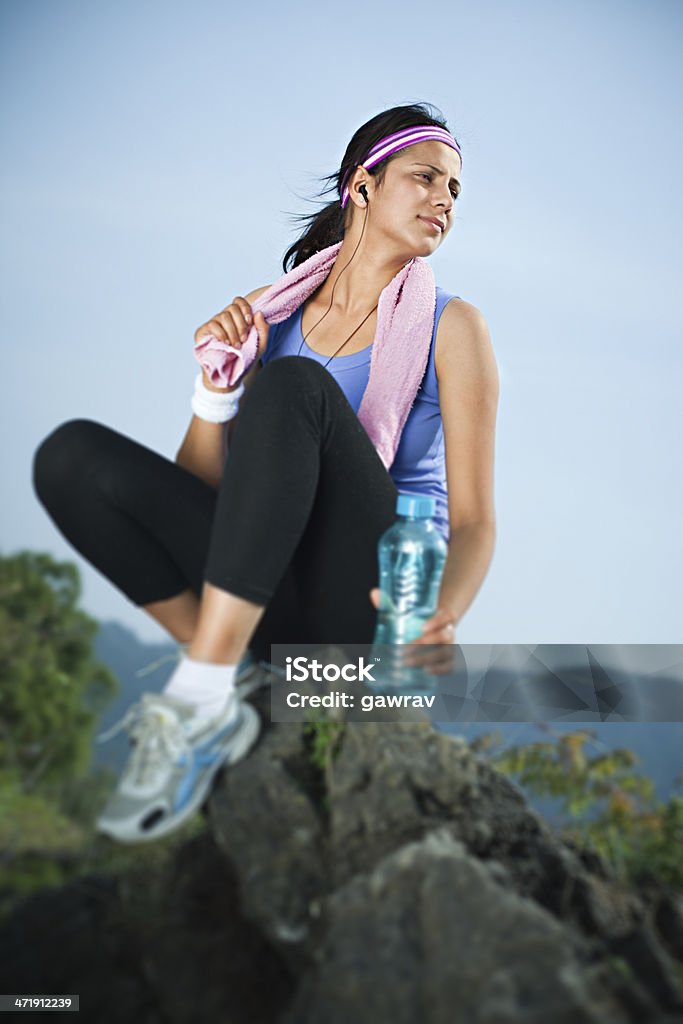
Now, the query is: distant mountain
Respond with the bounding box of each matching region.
[92,621,177,772]
[91,622,682,810]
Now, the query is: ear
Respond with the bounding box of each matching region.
[348,165,371,206]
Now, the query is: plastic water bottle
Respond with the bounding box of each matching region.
[370,493,447,691]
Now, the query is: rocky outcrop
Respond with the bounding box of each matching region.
[1,656,682,1023]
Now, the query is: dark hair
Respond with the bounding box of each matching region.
[281,102,459,272]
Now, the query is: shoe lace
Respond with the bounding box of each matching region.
[96,700,148,744]
[135,644,189,680]
[97,699,190,788]
[127,711,189,787]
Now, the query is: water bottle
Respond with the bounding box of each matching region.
[370,493,448,690]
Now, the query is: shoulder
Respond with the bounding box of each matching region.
[436,296,491,349]
[245,283,272,304]
[434,297,498,396]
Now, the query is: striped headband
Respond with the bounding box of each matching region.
[340,125,462,209]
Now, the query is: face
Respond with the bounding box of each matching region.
[351,139,463,258]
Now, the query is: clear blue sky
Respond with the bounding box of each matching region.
[2,0,681,644]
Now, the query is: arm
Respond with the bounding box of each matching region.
[175,284,271,489]
[434,299,499,625]
[370,298,499,654]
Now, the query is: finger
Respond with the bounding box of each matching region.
[419,617,456,643]
[407,626,443,645]
[214,311,246,347]
[369,587,381,609]
[404,658,453,677]
[403,648,455,673]
[405,626,454,653]
[412,612,447,634]
[405,641,454,660]
[401,658,452,679]
[253,311,270,356]
[226,297,254,341]
[230,296,253,325]
[413,630,455,648]
[194,319,229,348]
[426,620,456,639]
[254,310,269,333]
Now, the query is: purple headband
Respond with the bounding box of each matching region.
[340,125,462,209]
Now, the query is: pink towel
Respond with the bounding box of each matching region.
[194,240,436,470]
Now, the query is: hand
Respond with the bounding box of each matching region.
[369,588,456,676]
[194,297,269,390]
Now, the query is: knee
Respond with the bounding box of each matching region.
[258,355,334,390]
[251,357,343,419]
[33,418,103,507]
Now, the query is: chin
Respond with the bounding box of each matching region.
[395,227,438,260]
[417,237,440,256]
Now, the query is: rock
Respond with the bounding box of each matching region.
[1,653,681,1023]
[283,829,628,1024]
[208,716,326,964]
[654,889,683,960]
[0,833,294,1024]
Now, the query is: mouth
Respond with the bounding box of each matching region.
[418,216,445,233]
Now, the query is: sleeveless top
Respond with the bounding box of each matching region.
[261,286,459,543]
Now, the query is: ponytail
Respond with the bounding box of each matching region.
[282,193,345,272]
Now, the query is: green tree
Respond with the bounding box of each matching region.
[0,550,118,786]
[474,726,683,894]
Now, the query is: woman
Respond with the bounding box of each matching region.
[32,102,499,844]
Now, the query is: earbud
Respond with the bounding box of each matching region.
[359,184,368,203]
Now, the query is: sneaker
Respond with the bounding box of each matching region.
[235,660,270,699]
[95,692,260,844]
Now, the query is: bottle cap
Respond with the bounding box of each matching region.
[396,492,436,519]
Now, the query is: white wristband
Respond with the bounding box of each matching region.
[191,373,245,423]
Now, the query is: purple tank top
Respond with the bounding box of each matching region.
[261,287,459,542]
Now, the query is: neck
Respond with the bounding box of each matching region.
[315,228,413,316]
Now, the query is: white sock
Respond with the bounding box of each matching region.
[162,655,238,726]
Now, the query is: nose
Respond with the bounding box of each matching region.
[433,184,454,214]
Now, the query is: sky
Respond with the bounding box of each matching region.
[1,0,682,647]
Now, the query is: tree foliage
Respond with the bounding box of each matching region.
[0,550,118,785]
[473,726,683,894]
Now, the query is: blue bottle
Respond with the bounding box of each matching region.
[370,493,448,691]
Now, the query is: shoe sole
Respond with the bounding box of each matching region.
[97,702,261,845]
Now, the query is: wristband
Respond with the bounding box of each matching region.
[191,373,245,423]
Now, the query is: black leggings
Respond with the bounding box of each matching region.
[32,357,398,663]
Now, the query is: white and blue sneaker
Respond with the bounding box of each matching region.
[95,692,260,844]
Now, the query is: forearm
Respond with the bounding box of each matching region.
[175,417,227,490]
[439,522,496,625]
[175,372,241,489]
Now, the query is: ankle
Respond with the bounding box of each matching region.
[188,638,247,665]
[163,656,238,723]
